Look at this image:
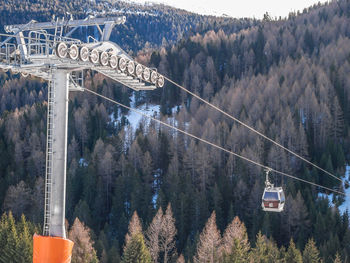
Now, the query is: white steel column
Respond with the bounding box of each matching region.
[46,69,70,238]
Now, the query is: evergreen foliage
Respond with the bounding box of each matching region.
[250,232,283,263]
[303,238,321,263]
[0,212,35,263]
[121,233,152,263]
[221,216,250,263]
[285,239,303,263]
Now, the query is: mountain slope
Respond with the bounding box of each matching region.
[0,0,349,262]
[0,0,255,52]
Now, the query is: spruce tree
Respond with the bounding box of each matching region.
[250,232,282,263]
[17,214,33,262]
[285,239,303,263]
[107,240,121,263]
[303,238,320,263]
[0,213,35,263]
[122,211,151,263]
[221,216,250,263]
[121,233,151,263]
[1,212,20,262]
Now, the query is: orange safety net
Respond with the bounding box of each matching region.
[33,234,74,263]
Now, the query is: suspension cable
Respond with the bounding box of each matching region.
[164,76,348,187]
[84,88,346,196]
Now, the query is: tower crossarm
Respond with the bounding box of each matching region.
[5,16,126,34]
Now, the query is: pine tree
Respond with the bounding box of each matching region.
[303,238,320,263]
[193,212,221,263]
[221,216,250,263]
[121,233,151,263]
[68,218,99,263]
[285,239,302,263]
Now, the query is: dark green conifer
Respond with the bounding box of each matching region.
[121,233,151,263]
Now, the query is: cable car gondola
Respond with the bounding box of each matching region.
[261,169,285,212]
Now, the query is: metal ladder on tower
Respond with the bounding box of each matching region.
[54,17,64,42]
[43,75,55,236]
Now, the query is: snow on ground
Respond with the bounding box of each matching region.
[123,93,160,131]
[108,93,160,131]
[152,193,158,208]
[109,93,183,133]
[152,170,161,208]
[339,165,350,214]
[79,158,88,167]
[317,165,350,214]
[127,103,160,130]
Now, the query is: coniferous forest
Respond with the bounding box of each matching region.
[1,0,350,262]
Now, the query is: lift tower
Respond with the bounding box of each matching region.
[0,16,164,262]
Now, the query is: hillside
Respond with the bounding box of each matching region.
[0,0,350,262]
[0,0,255,52]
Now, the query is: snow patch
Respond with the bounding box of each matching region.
[152,193,158,208]
[339,165,350,214]
[127,103,160,130]
[317,192,333,207]
[316,165,350,215]
[86,6,159,17]
[152,170,161,208]
[299,109,306,125]
[79,158,88,167]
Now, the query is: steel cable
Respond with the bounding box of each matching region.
[84,88,346,196]
[164,76,349,188]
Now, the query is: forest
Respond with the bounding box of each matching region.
[1,0,350,262]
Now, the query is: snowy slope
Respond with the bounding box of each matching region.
[109,93,160,132]
[127,103,160,130]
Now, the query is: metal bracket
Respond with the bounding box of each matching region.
[265,168,273,188]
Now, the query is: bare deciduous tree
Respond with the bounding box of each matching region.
[176,254,185,263]
[160,204,177,263]
[68,218,98,263]
[146,207,163,263]
[194,211,221,263]
[125,211,143,245]
[221,216,250,261]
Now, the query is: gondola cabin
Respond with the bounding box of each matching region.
[261,187,285,212]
